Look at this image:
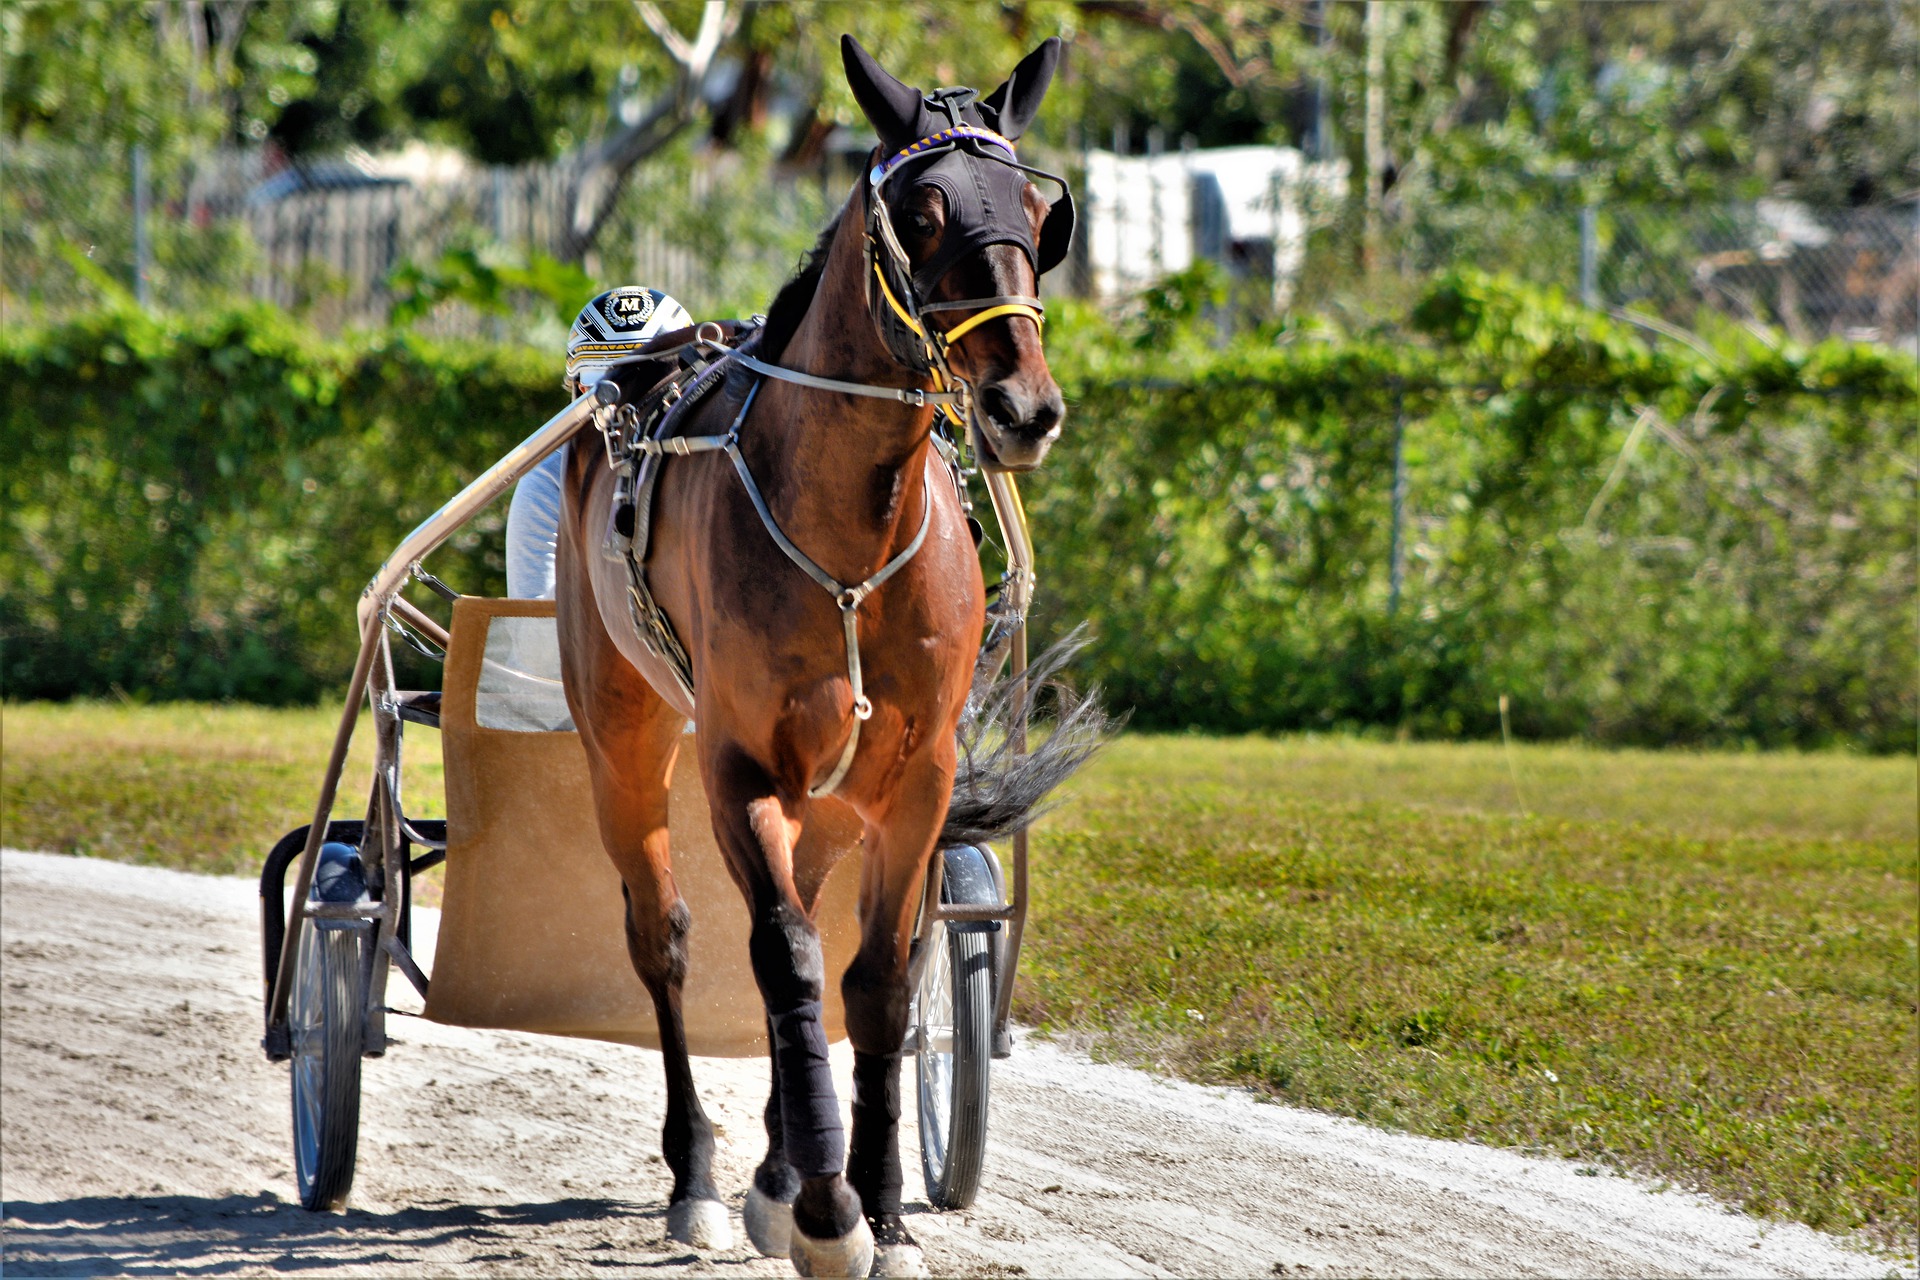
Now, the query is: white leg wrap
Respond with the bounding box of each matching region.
[666,1197,733,1250]
[788,1213,874,1278]
[744,1183,795,1258]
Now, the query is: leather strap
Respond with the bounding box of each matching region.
[731,350,968,409]
[718,379,937,797]
[639,376,941,798]
[917,295,1045,314]
[939,302,1045,346]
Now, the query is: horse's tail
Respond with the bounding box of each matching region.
[939,624,1121,848]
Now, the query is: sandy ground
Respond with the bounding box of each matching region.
[1,848,1906,1279]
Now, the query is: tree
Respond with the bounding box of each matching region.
[10,1,1912,274]
[558,1,738,262]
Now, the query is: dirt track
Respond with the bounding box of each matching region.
[1,849,1901,1279]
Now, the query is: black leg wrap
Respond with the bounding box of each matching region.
[848,1050,904,1220]
[771,1001,844,1178]
[756,1026,802,1201]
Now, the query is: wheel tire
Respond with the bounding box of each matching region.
[290,916,369,1211]
[915,853,995,1210]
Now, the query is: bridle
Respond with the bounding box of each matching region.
[618,118,1072,797]
[727,118,1071,440]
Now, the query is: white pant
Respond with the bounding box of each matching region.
[500,450,568,682]
[505,450,567,600]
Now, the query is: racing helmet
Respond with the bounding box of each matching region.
[564,285,694,394]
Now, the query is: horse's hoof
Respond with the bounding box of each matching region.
[870,1242,931,1278]
[744,1183,794,1258]
[789,1213,874,1277]
[667,1197,733,1250]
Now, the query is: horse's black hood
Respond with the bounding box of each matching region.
[842,35,1073,290]
[890,137,1045,294]
[842,35,1061,157]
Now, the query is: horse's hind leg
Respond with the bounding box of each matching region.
[578,700,732,1250]
[704,745,872,1278]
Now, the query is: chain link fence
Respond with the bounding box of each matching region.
[2,138,837,337]
[1393,193,1919,348]
[6,136,1916,352]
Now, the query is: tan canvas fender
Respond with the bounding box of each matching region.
[422,596,866,1056]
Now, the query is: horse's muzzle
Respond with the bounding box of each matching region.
[975,377,1065,471]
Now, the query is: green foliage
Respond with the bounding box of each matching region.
[266,0,412,157]
[3,277,1913,753]
[387,245,596,328]
[5,1,220,150]
[381,0,615,164]
[0,301,555,701]
[1106,1,1918,207]
[1131,261,1229,352]
[0,0,637,162]
[1032,272,1917,752]
[2,0,333,152]
[6,1,1912,212]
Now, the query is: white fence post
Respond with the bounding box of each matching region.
[1579,202,1599,308]
[132,144,152,307]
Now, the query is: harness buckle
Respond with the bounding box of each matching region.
[853,695,874,721]
[836,587,862,611]
[901,388,926,408]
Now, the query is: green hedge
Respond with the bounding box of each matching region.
[2,307,553,701]
[1030,279,1917,751]
[4,279,1914,749]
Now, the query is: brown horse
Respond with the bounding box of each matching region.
[554,35,1094,1279]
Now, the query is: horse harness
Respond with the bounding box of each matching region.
[593,116,1069,799]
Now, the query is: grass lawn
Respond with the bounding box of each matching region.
[1023,735,1917,1250]
[5,703,1915,1247]
[3,701,450,895]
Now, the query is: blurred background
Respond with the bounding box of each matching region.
[4,0,1916,750]
[7,0,1917,339]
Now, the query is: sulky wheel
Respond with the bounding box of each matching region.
[289,843,373,1211]
[915,845,997,1210]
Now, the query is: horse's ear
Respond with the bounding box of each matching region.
[842,35,922,153]
[979,37,1061,141]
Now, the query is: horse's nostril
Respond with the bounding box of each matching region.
[980,384,1020,431]
[1030,389,1064,437]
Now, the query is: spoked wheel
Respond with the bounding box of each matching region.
[914,846,996,1210]
[290,911,371,1211]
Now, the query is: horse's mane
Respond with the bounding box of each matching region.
[758,208,845,361]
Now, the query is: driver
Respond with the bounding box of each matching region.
[505,285,694,599]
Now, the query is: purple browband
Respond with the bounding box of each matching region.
[869,125,1019,186]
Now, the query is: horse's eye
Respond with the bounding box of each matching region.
[909,212,935,238]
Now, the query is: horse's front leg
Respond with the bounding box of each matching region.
[705,745,871,1278]
[578,702,732,1250]
[842,750,956,1280]
[743,1016,802,1256]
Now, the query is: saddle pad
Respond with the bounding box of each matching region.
[626,326,763,568]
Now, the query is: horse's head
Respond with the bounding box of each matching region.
[843,36,1072,471]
